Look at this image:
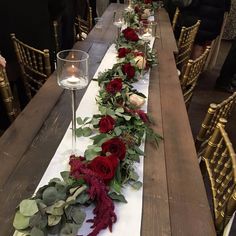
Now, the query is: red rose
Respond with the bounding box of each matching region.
[134,6,140,13]
[88,155,119,182]
[118,48,131,58]
[136,110,149,123]
[122,62,135,79]
[99,115,115,133]
[122,27,139,42]
[106,78,122,94]
[102,137,126,160]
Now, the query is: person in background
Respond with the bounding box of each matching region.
[172,0,231,59]
[0,55,6,68]
[215,37,236,93]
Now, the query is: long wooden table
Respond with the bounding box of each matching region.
[0,4,216,236]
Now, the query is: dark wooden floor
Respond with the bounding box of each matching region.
[188,39,236,235]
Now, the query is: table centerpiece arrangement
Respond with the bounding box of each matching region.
[12,1,162,236]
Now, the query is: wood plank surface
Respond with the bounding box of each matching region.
[141,38,171,236]
[0,4,215,236]
[0,41,110,236]
[158,48,215,235]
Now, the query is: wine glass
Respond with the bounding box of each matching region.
[138,21,153,83]
[57,49,89,154]
[113,11,125,42]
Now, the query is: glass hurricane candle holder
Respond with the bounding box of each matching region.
[57,49,89,154]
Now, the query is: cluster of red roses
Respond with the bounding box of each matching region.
[70,137,126,183]
[122,27,139,42]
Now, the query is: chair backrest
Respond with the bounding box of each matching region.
[74,0,93,41]
[0,65,17,122]
[202,118,236,235]
[176,20,201,71]
[11,33,51,100]
[196,92,236,152]
[179,46,210,108]
[172,7,180,31]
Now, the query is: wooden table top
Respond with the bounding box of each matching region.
[0,4,216,236]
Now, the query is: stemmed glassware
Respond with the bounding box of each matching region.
[57,49,89,154]
[113,11,125,42]
[138,21,153,83]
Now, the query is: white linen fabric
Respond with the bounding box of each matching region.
[14,38,155,236]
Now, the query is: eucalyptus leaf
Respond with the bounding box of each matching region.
[130,171,139,181]
[82,127,92,137]
[30,227,44,236]
[48,215,62,226]
[115,107,124,113]
[46,200,65,216]
[29,212,47,229]
[131,181,143,190]
[76,192,90,204]
[75,127,83,137]
[60,223,80,236]
[20,199,39,217]
[84,148,100,161]
[61,171,73,185]
[70,207,86,226]
[42,187,59,205]
[76,117,83,125]
[13,211,30,230]
[109,192,127,203]
[114,127,122,136]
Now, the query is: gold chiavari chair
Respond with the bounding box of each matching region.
[201,118,236,236]
[52,20,60,54]
[179,46,210,108]
[0,65,17,122]
[11,33,52,101]
[175,20,201,72]
[172,7,180,31]
[196,92,236,154]
[74,0,93,41]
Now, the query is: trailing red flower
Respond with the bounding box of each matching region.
[122,62,135,79]
[122,27,139,42]
[69,156,117,236]
[136,110,149,123]
[117,47,131,58]
[99,115,116,133]
[102,137,126,160]
[106,78,122,94]
[88,155,119,182]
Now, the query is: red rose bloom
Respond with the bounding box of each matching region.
[99,115,115,133]
[136,110,149,123]
[102,137,126,160]
[118,48,131,58]
[122,27,139,42]
[88,155,119,182]
[122,62,135,79]
[134,6,140,13]
[106,78,122,94]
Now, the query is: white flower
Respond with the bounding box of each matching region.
[129,94,145,108]
[134,55,146,69]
